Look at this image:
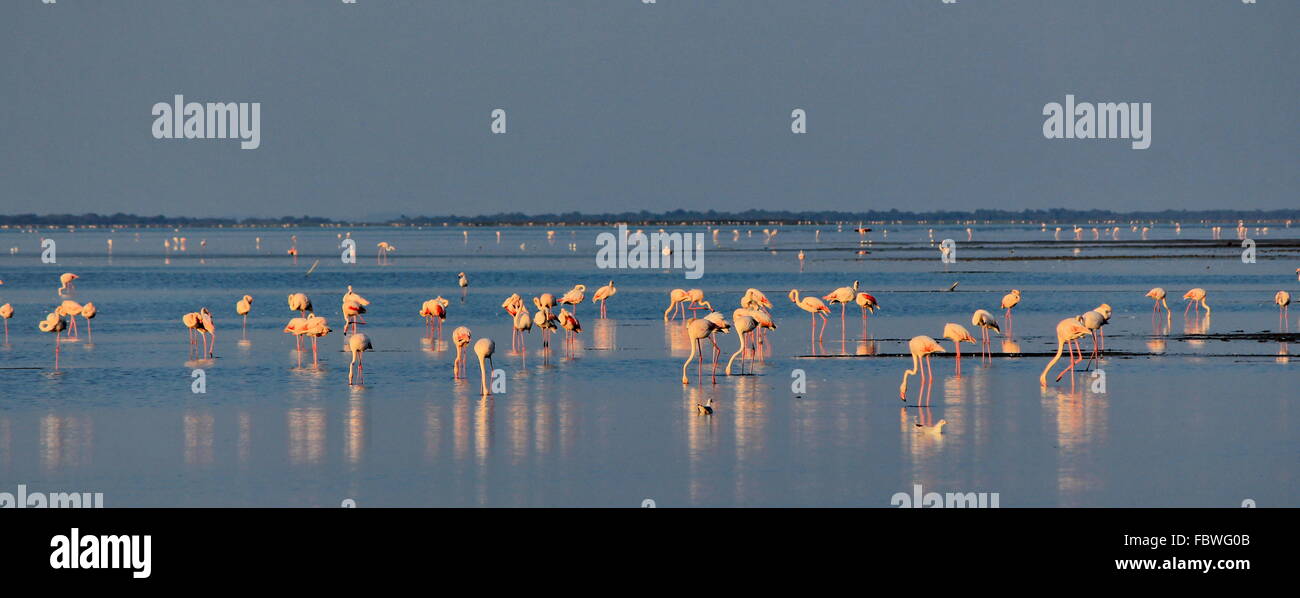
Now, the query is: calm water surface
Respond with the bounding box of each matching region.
[0,224,1295,506]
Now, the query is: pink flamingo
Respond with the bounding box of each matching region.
[39,311,67,370]
[1041,318,1093,386]
[942,323,976,377]
[1000,290,1021,336]
[788,289,830,343]
[592,281,617,319]
[899,335,944,404]
[347,332,373,385]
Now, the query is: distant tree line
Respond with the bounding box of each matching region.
[1,208,1296,228]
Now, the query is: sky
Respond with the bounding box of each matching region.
[2,1,1296,220]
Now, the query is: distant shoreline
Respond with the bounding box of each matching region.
[1,209,1296,228]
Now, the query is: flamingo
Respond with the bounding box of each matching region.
[558,308,582,356]
[1145,288,1170,315]
[1041,318,1093,386]
[686,289,713,315]
[971,309,1000,361]
[57,300,83,339]
[1000,290,1021,336]
[283,316,309,353]
[822,281,859,327]
[343,286,370,325]
[475,338,496,395]
[347,332,373,385]
[664,289,689,321]
[452,326,472,379]
[184,311,204,354]
[681,315,729,385]
[458,272,469,302]
[855,291,879,331]
[513,306,533,352]
[899,335,945,404]
[788,289,831,343]
[1182,288,1210,316]
[534,305,558,351]
[592,281,617,318]
[80,302,96,342]
[726,311,758,375]
[1276,290,1291,328]
[0,303,12,342]
[558,284,586,317]
[342,300,366,335]
[740,288,773,312]
[1091,303,1112,350]
[1077,310,1108,363]
[501,293,523,317]
[304,314,332,365]
[236,295,253,335]
[376,242,395,264]
[942,323,976,377]
[199,308,215,357]
[38,311,67,370]
[58,273,78,294]
[287,293,313,318]
[420,297,449,340]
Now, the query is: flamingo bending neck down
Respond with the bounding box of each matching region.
[899,335,944,404]
[971,309,1000,361]
[347,332,373,385]
[726,311,758,375]
[452,326,472,379]
[942,323,976,377]
[475,338,496,395]
[682,315,729,385]
[39,311,67,370]
[1182,288,1210,317]
[1040,318,1092,386]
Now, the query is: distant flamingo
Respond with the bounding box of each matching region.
[38,311,67,370]
[971,309,1000,361]
[1182,288,1210,316]
[376,242,395,264]
[942,323,976,377]
[726,311,758,375]
[1042,318,1093,386]
[58,273,78,294]
[1276,290,1291,329]
[236,295,253,335]
[458,272,469,302]
[452,326,472,379]
[899,335,944,404]
[1000,290,1021,336]
[681,315,729,385]
[788,289,831,343]
[475,338,496,395]
[0,303,12,342]
[592,281,617,318]
[347,332,373,385]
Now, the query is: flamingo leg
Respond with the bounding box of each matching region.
[955,343,962,377]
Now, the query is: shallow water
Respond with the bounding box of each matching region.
[0,223,1295,506]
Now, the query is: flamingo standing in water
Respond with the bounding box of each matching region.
[1076,310,1108,363]
[592,281,617,318]
[288,293,312,318]
[686,289,712,316]
[664,289,689,320]
[558,308,582,356]
[899,335,944,404]
[236,295,253,335]
[420,297,449,340]
[1145,288,1170,316]
[38,311,67,370]
[199,308,215,357]
[347,332,373,385]
[855,291,879,322]
[376,242,395,264]
[1182,288,1210,316]
[681,314,729,385]
[1041,318,1093,386]
[58,273,78,294]
[0,303,12,342]
[342,300,366,335]
[512,306,533,353]
[941,323,976,377]
[726,311,757,375]
[458,272,469,302]
[558,284,586,317]
[304,314,332,365]
[475,338,496,395]
[1276,290,1291,329]
[822,281,859,327]
[80,302,97,343]
[1000,290,1021,336]
[534,304,558,351]
[971,309,1000,361]
[283,316,309,354]
[57,300,83,338]
[343,286,370,326]
[789,289,831,343]
[452,326,472,379]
